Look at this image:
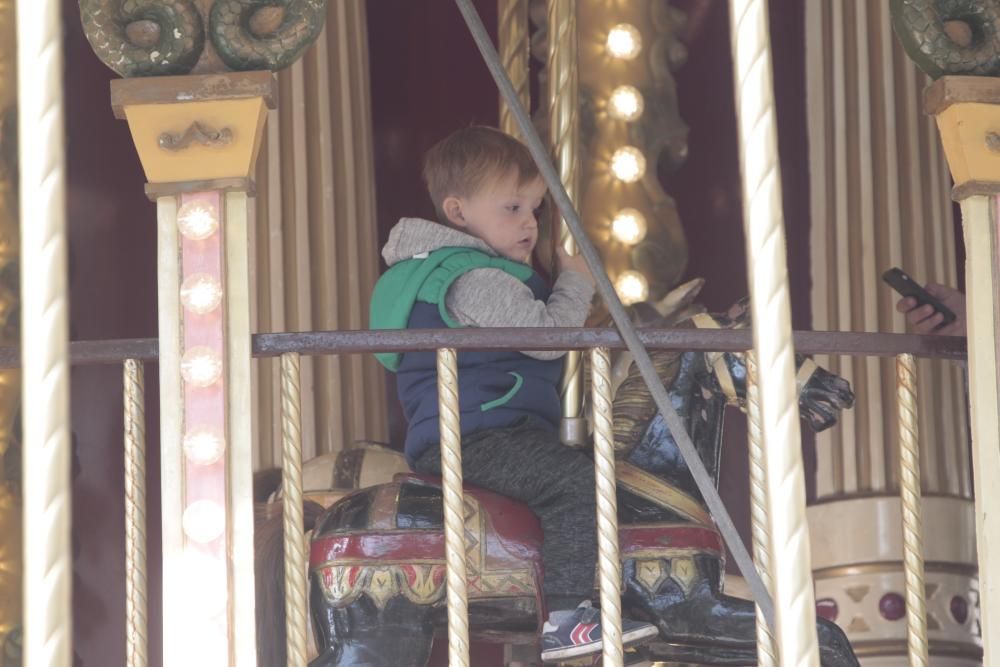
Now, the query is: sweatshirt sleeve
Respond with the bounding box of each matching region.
[444,268,594,360]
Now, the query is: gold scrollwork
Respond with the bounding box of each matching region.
[158,122,233,152]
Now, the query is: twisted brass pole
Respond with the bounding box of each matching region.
[591,347,623,667]
[498,0,529,137]
[18,0,72,662]
[281,353,308,667]
[897,353,929,667]
[437,348,470,666]
[546,0,585,446]
[123,360,147,667]
[745,353,776,667]
[728,0,817,662]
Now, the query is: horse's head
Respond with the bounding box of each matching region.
[599,283,854,455]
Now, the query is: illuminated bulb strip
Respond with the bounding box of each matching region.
[611,209,647,245]
[182,500,226,544]
[177,200,220,241]
[183,427,226,466]
[608,86,644,122]
[180,273,224,314]
[181,346,224,388]
[615,271,649,305]
[607,24,642,60]
[611,147,646,183]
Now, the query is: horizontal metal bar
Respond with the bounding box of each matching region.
[0,329,966,369]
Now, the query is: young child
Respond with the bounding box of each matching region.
[370,126,658,662]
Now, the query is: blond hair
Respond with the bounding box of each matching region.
[423,126,540,222]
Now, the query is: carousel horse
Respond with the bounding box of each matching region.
[256,281,860,667]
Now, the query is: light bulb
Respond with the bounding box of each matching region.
[608,85,644,122]
[178,549,228,618]
[616,271,649,305]
[607,24,642,60]
[611,209,648,245]
[182,500,226,544]
[181,347,223,387]
[177,201,219,241]
[180,273,223,314]
[177,623,229,667]
[183,427,226,466]
[610,146,646,183]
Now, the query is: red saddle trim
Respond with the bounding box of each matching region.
[311,473,723,567]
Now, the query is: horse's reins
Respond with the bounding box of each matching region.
[455,0,777,629]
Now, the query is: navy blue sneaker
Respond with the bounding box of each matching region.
[539,601,658,662]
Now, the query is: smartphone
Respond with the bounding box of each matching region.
[882,267,956,326]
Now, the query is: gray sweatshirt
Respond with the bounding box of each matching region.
[381,218,595,360]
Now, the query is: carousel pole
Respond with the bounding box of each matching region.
[18,0,71,664]
[498,0,529,138]
[920,76,1000,666]
[728,0,819,663]
[78,4,329,664]
[546,0,587,447]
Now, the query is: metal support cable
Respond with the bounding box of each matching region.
[453,0,775,629]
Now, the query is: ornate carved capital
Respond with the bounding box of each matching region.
[891,0,1000,78]
[78,0,328,77]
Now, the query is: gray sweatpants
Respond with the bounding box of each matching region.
[413,417,597,612]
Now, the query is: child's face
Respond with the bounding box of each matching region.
[449,171,546,263]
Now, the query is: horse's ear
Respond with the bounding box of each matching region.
[653,278,705,318]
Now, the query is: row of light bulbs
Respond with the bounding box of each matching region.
[605,23,650,305]
[177,200,228,547]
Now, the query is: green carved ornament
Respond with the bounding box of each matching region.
[891,0,1000,78]
[77,0,328,77]
[210,0,328,72]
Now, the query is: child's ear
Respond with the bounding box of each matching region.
[442,196,466,227]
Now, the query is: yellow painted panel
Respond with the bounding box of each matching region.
[936,103,1000,188]
[123,98,268,184]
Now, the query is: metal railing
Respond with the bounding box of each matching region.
[11,325,959,667]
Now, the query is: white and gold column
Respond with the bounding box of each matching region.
[806,3,977,663]
[925,76,1000,667]
[111,73,274,666]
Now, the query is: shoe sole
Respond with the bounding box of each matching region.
[540,624,659,662]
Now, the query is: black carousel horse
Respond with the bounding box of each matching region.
[256,284,859,667]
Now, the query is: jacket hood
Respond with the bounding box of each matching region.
[381,217,496,266]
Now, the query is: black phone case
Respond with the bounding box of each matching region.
[881,268,956,325]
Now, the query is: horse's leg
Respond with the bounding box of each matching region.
[309,579,435,667]
[622,559,860,667]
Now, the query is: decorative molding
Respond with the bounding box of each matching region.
[250,0,386,469]
[806,0,969,499]
[78,0,328,77]
[158,122,233,152]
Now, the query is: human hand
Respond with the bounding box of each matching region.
[895,282,966,336]
[557,246,595,286]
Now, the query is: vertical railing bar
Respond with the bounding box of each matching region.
[437,348,470,667]
[281,352,309,667]
[745,353,776,667]
[123,359,148,667]
[897,353,929,666]
[591,347,623,666]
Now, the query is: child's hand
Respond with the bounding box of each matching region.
[895,282,966,336]
[557,246,595,286]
